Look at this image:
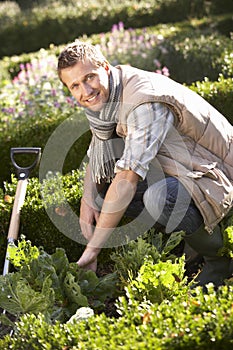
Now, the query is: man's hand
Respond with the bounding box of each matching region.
[79,198,100,272]
[78,170,140,271]
[77,246,101,271]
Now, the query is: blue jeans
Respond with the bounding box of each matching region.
[96,176,203,235]
[143,177,203,234]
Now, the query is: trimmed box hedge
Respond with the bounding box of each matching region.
[0,0,232,58]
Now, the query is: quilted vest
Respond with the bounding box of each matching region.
[115,65,233,232]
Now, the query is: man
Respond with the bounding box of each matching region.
[57,40,233,287]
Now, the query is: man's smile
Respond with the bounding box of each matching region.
[86,92,100,103]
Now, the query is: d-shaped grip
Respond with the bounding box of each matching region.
[10,147,41,179]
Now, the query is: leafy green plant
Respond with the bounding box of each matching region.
[0,238,118,329]
[111,230,183,286]
[123,256,188,306]
[7,236,40,268]
[219,212,233,258]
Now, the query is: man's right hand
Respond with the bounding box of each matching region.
[79,197,100,241]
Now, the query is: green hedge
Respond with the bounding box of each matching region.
[0,0,232,58]
[190,76,233,124]
[157,31,233,84]
[0,171,83,269]
[0,107,91,186]
[1,14,232,83]
[1,283,233,349]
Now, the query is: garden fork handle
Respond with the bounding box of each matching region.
[3,179,28,276]
[7,179,28,241]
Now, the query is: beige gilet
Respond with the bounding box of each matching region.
[115,65,233,232]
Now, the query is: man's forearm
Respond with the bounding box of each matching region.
[82,163,108,209]
[86,170,139,249]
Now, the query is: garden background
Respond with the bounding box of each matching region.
[0,0,233,348]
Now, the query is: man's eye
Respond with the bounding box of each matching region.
[87,74,94,80]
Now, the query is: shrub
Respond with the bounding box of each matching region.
[0,0,232,58]
[0,170,85,265]
[190,75,233,124]
[158,32,233,84]
[1,280,233,348]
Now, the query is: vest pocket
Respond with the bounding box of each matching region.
[190,166,232,217]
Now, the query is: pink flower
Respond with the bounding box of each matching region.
[162,66,170,76]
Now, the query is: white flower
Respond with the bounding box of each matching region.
[67,307,94,324]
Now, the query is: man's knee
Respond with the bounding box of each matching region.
[143,179,167,221]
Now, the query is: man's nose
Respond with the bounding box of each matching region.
[81,83,93,96]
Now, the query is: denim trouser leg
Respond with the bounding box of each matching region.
[143,177,204,234]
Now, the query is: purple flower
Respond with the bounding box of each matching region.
[112,24,118,32]
[5,107,15,114]
[118,22,124,31]
[54,102,61,108]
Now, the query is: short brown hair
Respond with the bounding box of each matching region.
[57,40,107,83]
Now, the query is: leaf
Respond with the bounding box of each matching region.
[94,272,118,301]
[151,231,163,252]
[23,249,66,301]
[51,248,70,277]
[77,268,100,295]
[0,313,15,327]
[0,273,54,315]
[162,231,183,256]
[63,272,88,307]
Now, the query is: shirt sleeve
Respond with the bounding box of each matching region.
[115,102,174,180]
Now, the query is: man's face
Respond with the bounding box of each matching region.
[60,59,110,112]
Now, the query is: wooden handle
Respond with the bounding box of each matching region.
[7,179,28,240]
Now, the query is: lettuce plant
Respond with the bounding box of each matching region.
[0,238,118,329]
